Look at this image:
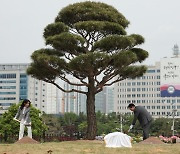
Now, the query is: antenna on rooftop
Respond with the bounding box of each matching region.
[172,44,179,57]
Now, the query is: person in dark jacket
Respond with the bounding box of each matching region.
[127,103,152,140]
[14,99,32,140]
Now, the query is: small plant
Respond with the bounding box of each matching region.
[132,136,143,143]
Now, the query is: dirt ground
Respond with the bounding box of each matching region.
[15,136,39,144]
[139,137,164,144]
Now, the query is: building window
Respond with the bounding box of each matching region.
[157,100,160,103]
[172,100,176,104]
[142,88,146,91]
[167,100,171,103]
[127,94,131,98]
[162,106,166,109]
[127,82,131,86]
[162,112,166,115]
[167,106,171,109]
[137,88,141,91]
[132,82,136,86]
[137,94,141,97]
[142,82,146,85]
[157,82,160,85]
[127,88,131,92]
[157,112,160,115]
[137,82,141,85]
[152,106,155,109]
[132,88,136,92]
[132,94,136,97]
[147,70,155,73]
[157,75,160,79]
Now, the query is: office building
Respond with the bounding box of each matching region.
[95,87,114,114]
[114,51,180,118]
[0,63,61,115]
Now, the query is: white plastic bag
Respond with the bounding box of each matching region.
[104,132,132,148]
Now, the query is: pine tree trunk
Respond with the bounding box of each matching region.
[86,77,97,140]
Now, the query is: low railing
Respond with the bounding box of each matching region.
[0,134,77,143]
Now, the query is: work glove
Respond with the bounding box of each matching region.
[23,121,31,126]
[128,125,134,132]
[13,118,20,123]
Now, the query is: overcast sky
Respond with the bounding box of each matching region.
[0,0,180,65]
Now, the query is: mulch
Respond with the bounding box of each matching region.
[139,137,164,144]
[15,136,39,144]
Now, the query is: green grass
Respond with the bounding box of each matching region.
[0,140,179,154]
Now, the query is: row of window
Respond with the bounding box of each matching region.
[118,87,160,92]
[126,88,160,92]
[0,74,16,79]
[117,105,179,110]
[151,112,180,116]
[0,103,13,106]
[146,105,180,109]
[118,93,160,98]
[0,80,16,83]
[118,99,180,104]
[0,92,16,95]
[0,97,16,100]
[119,81,161,86]
[0,86,16,89]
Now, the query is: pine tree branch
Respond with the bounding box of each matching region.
[58,75,87,86]
[104,77,124,86]
[44,78,87,94]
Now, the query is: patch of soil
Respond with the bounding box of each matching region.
[139,137,164,144]
[15,136,39,144]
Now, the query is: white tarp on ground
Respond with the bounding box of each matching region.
[104,132,132,148]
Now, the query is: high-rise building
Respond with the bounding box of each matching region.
[95,87,114,114]
[62,81,86,115]
[0,63,61,115]
[62,81,114,115]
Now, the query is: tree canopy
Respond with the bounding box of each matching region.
[27,1,149,139]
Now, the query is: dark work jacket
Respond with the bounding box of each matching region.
[132,106,152,127]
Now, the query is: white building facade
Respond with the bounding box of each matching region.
[0,63,61,115]
[114,60,180,118]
